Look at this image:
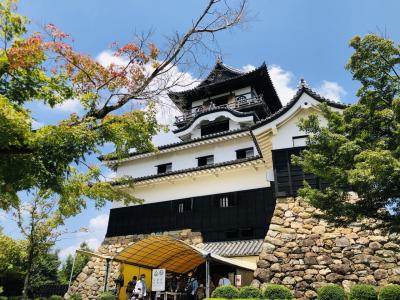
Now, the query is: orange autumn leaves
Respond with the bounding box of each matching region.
[5,23,160,101]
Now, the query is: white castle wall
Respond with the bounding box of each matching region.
[113,162,269,208]
[116,135,257,179]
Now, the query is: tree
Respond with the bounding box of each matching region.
[11,189,71,297]
[59,242,92,284]
[0,0,247,212]
[294,34,400,228]
[0,232,26,296]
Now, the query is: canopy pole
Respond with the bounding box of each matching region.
[205,257,210,298]
[68,253,77,291]
[104,258,111,292]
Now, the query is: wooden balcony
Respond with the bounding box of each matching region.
[174,95,265,125]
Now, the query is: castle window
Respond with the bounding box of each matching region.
[236,147,254,159]
[156,163,172,174]
[178,199,192,213]
[201,120,229,136]
[218,194,235,208]
[197,155,214,167]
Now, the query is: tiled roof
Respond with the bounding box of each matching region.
[200,239,263,257]
[252,84,348,130]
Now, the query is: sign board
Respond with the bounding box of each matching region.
[235,275,242,287]
[152,269,166,291]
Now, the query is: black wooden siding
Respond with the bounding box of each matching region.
[106,187,275,242]
[272,147,329,197]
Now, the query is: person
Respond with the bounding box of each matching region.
[196,283,205,300]
[115,265,125,298]
[133,274,147,299]
[218,274,231,286]
[170,275,179,292]
[126,275,137,300]
[185,273,199,300]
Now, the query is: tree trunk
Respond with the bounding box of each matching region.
[22,244,34,299]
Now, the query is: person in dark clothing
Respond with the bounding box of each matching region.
[126,276,138,300]
[170,275,179,292]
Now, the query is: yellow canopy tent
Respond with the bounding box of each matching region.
[72,235,256,298]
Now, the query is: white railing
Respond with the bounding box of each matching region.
[175,95,264,124]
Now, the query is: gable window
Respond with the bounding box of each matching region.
[236,147,254,159]
[178,199,192,213]
[197,155,214,167]
[201,120,229,136]
[292,135,308,147]
[156,163,172,174]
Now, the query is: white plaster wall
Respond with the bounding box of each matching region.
[253,93,342,150]
[116,135,258,178]
[114,165,269,207]
[175,111,254,139]
[271,109,312,149]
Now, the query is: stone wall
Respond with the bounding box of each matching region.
[65,229,203,299]
[252,197,400,299]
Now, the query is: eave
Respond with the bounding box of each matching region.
[114,156,265,186]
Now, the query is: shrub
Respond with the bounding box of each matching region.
[379,284,400,300]
[49,296,64,300]
[348,284,377,300]
[0,296,7,300]
[100,292,116,300]
[317,284,346,300]
[263,284,293,300]
[211,285,239,299]
[238,286,262,299]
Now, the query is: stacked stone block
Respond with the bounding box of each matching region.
[252,197,400,299]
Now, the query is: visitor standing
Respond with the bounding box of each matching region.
[218,274,231,286]
[185,273,199,300]
[126,275,137,300]
[133,274,147,299]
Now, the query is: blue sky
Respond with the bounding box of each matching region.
[1,0,399,259]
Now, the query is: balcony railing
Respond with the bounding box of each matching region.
[174,95,264,124]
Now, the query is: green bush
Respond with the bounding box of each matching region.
[211,285,239,299]
[348,284,377,300]
[49,296,64,300]
[263,284,293,300]
[317,284,346,300]
[100,292,116,300]
[69,294,82,300]
[379,284,400,300]
[238,286,262,299]
[0,296,7,300]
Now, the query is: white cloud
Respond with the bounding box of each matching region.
[54,99,82,113]
[242,64,256,72]
[96,50,129,67]
[316,80,346,102]
[88,214,109,233]
[58,213,109,260]
[241,64,346,105]
[268,65,297,105]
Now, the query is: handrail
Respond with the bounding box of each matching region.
[174,95,264,124]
